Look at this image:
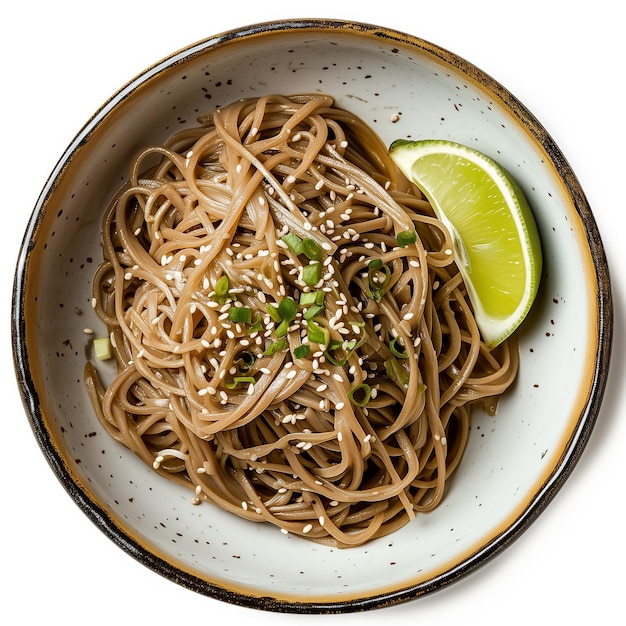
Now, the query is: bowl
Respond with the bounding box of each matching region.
[12,19,612,612]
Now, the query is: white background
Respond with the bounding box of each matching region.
[2,1,624,624]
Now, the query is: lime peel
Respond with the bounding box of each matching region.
[389,139,542,347]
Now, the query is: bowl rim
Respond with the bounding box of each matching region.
[11,17,613,613]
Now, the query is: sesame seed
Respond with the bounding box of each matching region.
[335,402,345,410]
[302,524,313,534]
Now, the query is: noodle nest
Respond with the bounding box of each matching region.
[85,94,518,547]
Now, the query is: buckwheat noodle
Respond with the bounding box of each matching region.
[84,94,518,547]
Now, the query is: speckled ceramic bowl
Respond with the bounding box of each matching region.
[12,19,612,613]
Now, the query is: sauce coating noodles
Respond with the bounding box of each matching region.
[84,94,518,547]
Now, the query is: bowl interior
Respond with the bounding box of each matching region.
[14,20,607,611]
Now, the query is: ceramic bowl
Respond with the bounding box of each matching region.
[12,19,612,613]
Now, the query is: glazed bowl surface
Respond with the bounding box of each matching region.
[12,19,611,612]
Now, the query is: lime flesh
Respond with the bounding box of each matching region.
[389,139,542,347]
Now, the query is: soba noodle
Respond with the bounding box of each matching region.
[84,94,518,547]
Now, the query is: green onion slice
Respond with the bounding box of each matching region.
[302,238,322,261]
[302,262,322,286]
[264,337,287,356]
[303,303,325,320]
[224,376,256,390]
[306,319,330,348]
[384,357,409,386]
[214,275,230,297]
[274,318,291,338]
[234,350,255,371]
[278,296,297,322]
[299,291,324,306]
[389,336,408,359]
[293,344,311,359]
[228,306,252,324]
[282,232,304,255]
[348,383,372,407]
[266,304,283,323]
[397,229,417,247]
[366,261,391,303]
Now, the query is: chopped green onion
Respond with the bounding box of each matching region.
[397,229,417,247]
[264,337,287,356]
[325,338,358,366]
[214,275,229,297]
[234,350,255,371]
[278,296,297,322]
[389,336,408,359]
[293,344,311,359]
[93,337,112,360]
[306,319,330,348]
[384,357,409,386]
[274,318,291,338]
[348,383,372,407]
[302,238,322,261]
[366,262,391,303]
[248,314,264,333]
[367,258,383,270]
[224,376,256,390]
[299,291,324,306]
[303,303,325,320]
[282,231,304,255]
[228,306,252,324]
[266,303,282,323]
[302,262,322,286]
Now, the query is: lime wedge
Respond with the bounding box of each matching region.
[389,139,542,347]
